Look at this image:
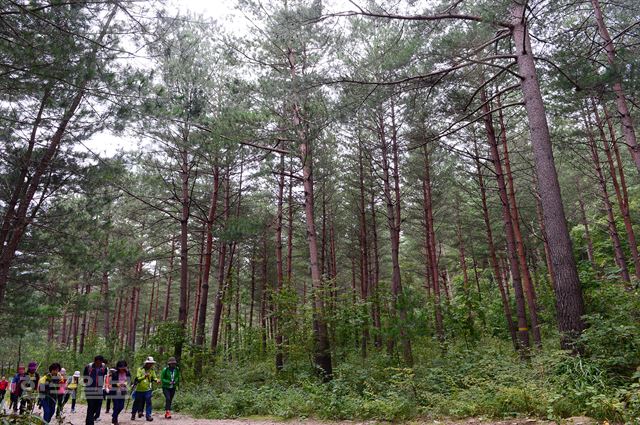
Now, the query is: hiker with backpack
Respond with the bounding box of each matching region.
[9,364,25,413]
[83,355,108,425]
[160,357,180,419]
[131,357,160,422]
[108,360,131,425]
[38,363,63,423]
[16,362,40,414]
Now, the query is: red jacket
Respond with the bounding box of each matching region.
[0,380,8,391]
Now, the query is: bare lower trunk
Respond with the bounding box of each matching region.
[481,89,530,354]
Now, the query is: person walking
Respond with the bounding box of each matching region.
[9,364,26,413]
[0,375,8,413]
[83,355,108,425]
[160,358,180,419]
[68,371,80,413]
[131,357,160,422]
[38,363,62,424]
[20,362,40,414]
[56,368,68,417]
[109,361,131,425]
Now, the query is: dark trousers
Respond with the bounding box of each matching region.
[86,398,103,425]
[9,394,18,412]
[162,388,175,411]
[71,396,77,411]
[42,397,56,423]
[111,398,125,422]
[132,391,152,418]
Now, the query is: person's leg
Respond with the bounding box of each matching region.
[144,391,153,419]
[132,393,144,420]
[94,393,103,420]
[105,393,111,413]
[162,389,169,412]
[71,394,77,412]
[95,398,104,420]
[112,398,124,424]
[86,398,99,425]
[42,397,53,423]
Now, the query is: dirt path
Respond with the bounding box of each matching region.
[37,404,561,425]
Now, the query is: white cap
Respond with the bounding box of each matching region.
[60,368,66,375]
[144,356,156,364]
[73,371,81,378]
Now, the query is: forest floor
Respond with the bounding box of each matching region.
[58,404,577,425]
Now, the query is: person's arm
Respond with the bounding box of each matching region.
[135,368,145,384]
[160,368,170,387]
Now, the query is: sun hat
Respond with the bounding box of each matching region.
[73,371,81,378]
[144,356,156,364]
[60,368,66,375]
[167,357,177,365]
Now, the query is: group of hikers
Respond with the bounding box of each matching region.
[0,355,181,425]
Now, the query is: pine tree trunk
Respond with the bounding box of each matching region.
[481,89,530,354]
[423,145,445,344]
[590,0,640,173]
[176,147,191,360]
[510,2,586,348]
[591,101,640,279]
[275,153,286,371]
[211,173,230,352]
[194,166,220,374]
[163,237,176,321]
[498,102,542,347]
[584,110,631,282]
[357,137,370,357]
[289,48,332,379]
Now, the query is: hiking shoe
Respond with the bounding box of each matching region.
[138,412,144,418]
[112,420,118,425]
[164,411,171,419]
[131,413,136,421]
[146,416,153,422]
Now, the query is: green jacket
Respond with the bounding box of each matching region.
[134,367,158,393]
[160,366,180,389]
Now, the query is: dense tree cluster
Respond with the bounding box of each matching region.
[1,0,639,412]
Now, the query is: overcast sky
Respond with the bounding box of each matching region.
[82,0,355,158]
[82,0,234,157]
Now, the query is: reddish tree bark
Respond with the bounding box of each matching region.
[591,101,640,279]
[584,111,631,282]
[163,237,176,321]
[422,145,445,344]
[176,146,191,360]
[378,104,413,365]
[275,153,286,371]
[497,102,541,347]
[481,89,530,353]
[194,166,220,373]
[590,0,640,173]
